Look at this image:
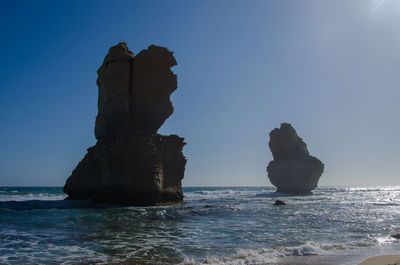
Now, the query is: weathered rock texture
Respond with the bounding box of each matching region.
[267,123,324,194]
[64,43,186,205]
[94,43,177,138]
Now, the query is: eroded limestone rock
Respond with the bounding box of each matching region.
[94,43,177,138]
[267,123,324,194]
[64,43,186,205]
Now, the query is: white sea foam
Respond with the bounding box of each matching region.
[375,235,399,244]
[184,188,275,201]
[183,241,378,265]
[346,186,400,192]
[0,193,66,202]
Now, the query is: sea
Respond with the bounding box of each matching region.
[0,186,400,265]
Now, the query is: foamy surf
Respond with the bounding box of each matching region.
[1,186,400,264]
[182,240,383,265]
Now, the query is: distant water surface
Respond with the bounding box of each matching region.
[0,186,400,264]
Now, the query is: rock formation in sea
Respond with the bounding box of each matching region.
[273,200,286,206]
[267,123,324,194]
[390,233,400,239]
[63,43,186,205]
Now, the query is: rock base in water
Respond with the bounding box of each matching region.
[273,200,286,206]
[64,133,186,205]
[268,159,323,194]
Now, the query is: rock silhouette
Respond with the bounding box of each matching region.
[390,233,400,239]
[273,200,286,206]
[64,43,186,205]
[94,43,177,138]
[267,123,324,194]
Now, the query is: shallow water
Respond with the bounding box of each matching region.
[0,186,400,264]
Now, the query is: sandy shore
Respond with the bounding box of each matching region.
[358,255,400,265]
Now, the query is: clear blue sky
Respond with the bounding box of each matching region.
[0,0,399,187]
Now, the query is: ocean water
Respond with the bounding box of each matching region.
[0,186,400,265]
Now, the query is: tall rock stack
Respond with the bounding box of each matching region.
[267,123,324,194]
[64,43,186,205]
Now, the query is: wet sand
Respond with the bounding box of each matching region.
[273,251,400,265]
[357,255,400,265]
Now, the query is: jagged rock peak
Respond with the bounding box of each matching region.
[135,44,177,68]
[103,42,134,63]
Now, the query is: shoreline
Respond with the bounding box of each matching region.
[357,255,400,265]
[271,245,400,265]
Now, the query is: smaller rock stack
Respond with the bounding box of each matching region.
[267,123,324,194]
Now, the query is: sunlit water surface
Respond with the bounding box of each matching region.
[1,186,400,264]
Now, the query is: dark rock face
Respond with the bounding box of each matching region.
[391,233,400,239]
[94,43,177,138]
[273,200,286,206]
[64,43,186,205]
[267,123,324,195]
